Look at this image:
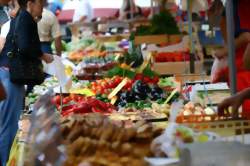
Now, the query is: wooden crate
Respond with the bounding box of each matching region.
[152,61,203,75]
[134,34,182,45]
[175,74,210,85]
[95,34,130,42]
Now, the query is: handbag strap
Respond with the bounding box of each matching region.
[12,11,21,53]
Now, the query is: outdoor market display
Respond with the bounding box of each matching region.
[11,1,250,165]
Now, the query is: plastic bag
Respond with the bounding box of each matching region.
[25,90,66,166]
[43,55,72,90]
[151,100,184,157]
[211,57,228,83]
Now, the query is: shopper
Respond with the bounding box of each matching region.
[0,6,8,28]
[119,0,144,20]
[218,88,250,118]
[0,0,19,52]
[213,0,250,117]
[0,0,53,164]
[72,0,93,23]
[0,81,6,101]
[38,0,62,55]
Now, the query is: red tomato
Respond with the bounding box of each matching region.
[51,95,61,105]
[135,74,143,80]
[143,76,151,83]
[92,107,103,113]
[152,76,159,84]
[63,97,71,105]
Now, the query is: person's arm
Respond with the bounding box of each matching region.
[54,36,62,56]
[79,15,87,22]
[0,81,6,101]
[243,43,250,69]
[215,32,250,59]
[0,21,10,52]
[51,14,62,56]
[0,37,5,52]
[218,88,250,117]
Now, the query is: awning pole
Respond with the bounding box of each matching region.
[187,0,195,73]
[226,0,237,95]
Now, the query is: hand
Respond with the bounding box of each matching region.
[41,54,54,64]
[213,47,228,59]
[217,94,244,118]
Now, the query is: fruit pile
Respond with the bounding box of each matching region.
[154,52,190,62]
[115,80,166,109]
[89,75,159,95]
[51,94,116,117]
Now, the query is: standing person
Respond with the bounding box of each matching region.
[37,0,62,55]
[0,6,9,28]
[213,0,250,117]
[72,0,93,23]
[0,0,19,52]
[0,0,53,164]
[119,0,144,20]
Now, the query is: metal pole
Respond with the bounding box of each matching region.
[226,0,237,95]
[130,0,134,19]
[187,0,195,73]
[150,0,154,16]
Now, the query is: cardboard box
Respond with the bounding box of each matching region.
[152,61,203,75]
[134,34,182,45]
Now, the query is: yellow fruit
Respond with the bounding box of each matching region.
[65,65,73,76]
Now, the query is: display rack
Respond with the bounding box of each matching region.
[134,34,182,45]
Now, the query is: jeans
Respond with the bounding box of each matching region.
[41,42,52,54]
[0,68,24,166]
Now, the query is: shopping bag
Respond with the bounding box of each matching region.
[42,55,72,91]
[211,57,228,83]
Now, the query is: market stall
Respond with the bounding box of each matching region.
[7,0,250,166]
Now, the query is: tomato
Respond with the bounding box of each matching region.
[113,76,122,85]
[77,96,84,102]
[73,102,92,113]
[51,95,61,105]
[143,76,151,83]
[135,74,143,80]
[92,107,103,113]
[91,82,96,87]
[152,76,159,84]
[103,89,110,94]
[63,97,71,105]
[61,105,74,112]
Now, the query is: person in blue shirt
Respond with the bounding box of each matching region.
[0,0,53,164]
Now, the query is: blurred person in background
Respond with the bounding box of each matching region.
[72,0,93,23]
[47,0,62,15]
[0,0,19,52]
[0,0,53,164]
[0,6,9,29]
[38,0,62,55]
[210,0,250,117]
[119,0,144,20]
